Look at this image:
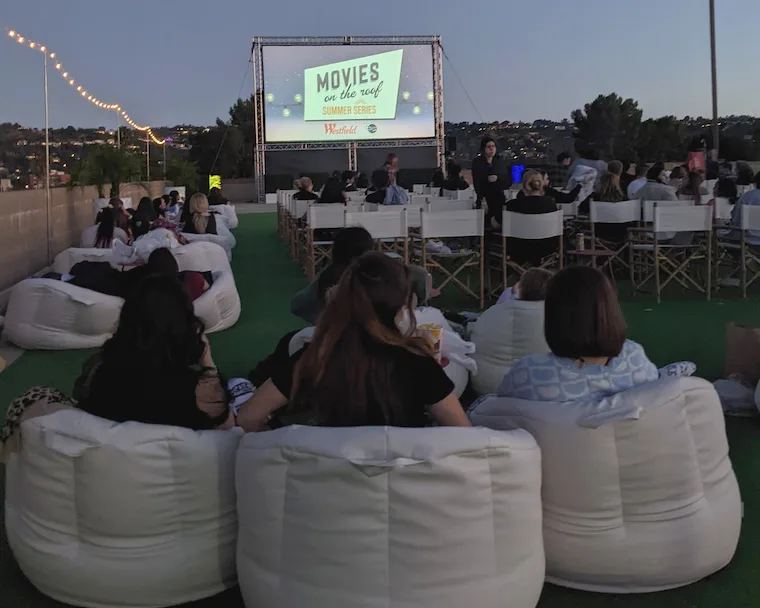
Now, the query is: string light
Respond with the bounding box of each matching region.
[6,27,166,145]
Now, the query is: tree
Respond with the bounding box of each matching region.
[70,145,141,197]
[571,93,642,161]
[636,116,686,162]
[166,156,200,196]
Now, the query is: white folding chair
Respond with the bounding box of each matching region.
[345,202,364,213]
[631,204,712,303]
[418,209,486,308]
[409,195,429,206]
[642,199,694,223]
[305,205,346,280]
[495,210,564,295]
[589,199,641,271]
[714,197,734,222]
[346,209,409,262]
[413,184,426,195]
[715,205,760,298]
[425,199,474,212]
[405,205,424,230]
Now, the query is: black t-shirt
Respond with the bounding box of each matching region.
[365,189,387,204]
[271,344,454,427]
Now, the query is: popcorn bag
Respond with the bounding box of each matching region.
[417,323,443,362]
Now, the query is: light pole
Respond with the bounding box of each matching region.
[43,50,51,264]
[116,111,121,149]
[146,137,150,181]
[709,0,719,160]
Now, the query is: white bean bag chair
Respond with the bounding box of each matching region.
[181,223,236,261]
[174,241,232,274]
[236,426,545,608]
[5,248,240,349]
[3,278,122,350]
[193,271,241,333]
[54,247,116,274]
[5,409,242,608]
[469,300,549,395]
[468,377,742,593]
[211,204,239,230]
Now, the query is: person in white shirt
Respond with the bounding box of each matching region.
[627,163,649,198]
[80,207,129,249]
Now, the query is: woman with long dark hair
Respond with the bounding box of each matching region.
[131,197,159,239]
[74,276,232,430]
[238,252,470,430]
[81,207,129,248]
[318,176,347,204]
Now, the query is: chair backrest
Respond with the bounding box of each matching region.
[291,198,311,219]
[421,209,485,238]
[345,202,364,213]
[345,209,408,240]
[740,204,760,231]
[405,205,424,229]
[7,409,242,606]
[738,184,756,196]
[466,377,741,594]
[704,179,718,193]
[308,204,346,230]
[642,199,693,223]
[443,189,475,201]
[235,425,545,608]
[714,197,734,221]
[501,210,564,240]
[426,199,474,212]
[409,194,430,206]
[653,204,712,233]
[590,199,641,225]
[413,184,426,194]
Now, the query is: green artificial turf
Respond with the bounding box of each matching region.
[1,212,759,607]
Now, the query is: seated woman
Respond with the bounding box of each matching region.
[116,247,210,301]
[293,177,319,201]
[108,197,132,235]
[74,276,233,429]
[517,171,581,206]
[319,176,348,204]
[291,226,433,325]
[587,172,633,241]
[153,197,167,218]
[0,277,232,456]
[503,169,560,266]
[440,163,470,194]
[81,207,130,248]
[207,186,228,206]
[182,193,218,235]
[498,266,659,402]
[365,169,390,204]
[237,252,470,430]
[131,197,159,240]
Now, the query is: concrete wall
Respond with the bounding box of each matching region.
[0,181,165,293]
[221,178,256,204]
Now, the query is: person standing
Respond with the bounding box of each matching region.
[548,152,572,188]
[472,136,510,227]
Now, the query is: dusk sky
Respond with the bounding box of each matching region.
[2,0,758,129]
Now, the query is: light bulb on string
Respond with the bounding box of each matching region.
[7,27,165,144]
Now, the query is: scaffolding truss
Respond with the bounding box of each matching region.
[252,35,444,202]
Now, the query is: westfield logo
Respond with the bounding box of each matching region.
[323,124,358,135]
